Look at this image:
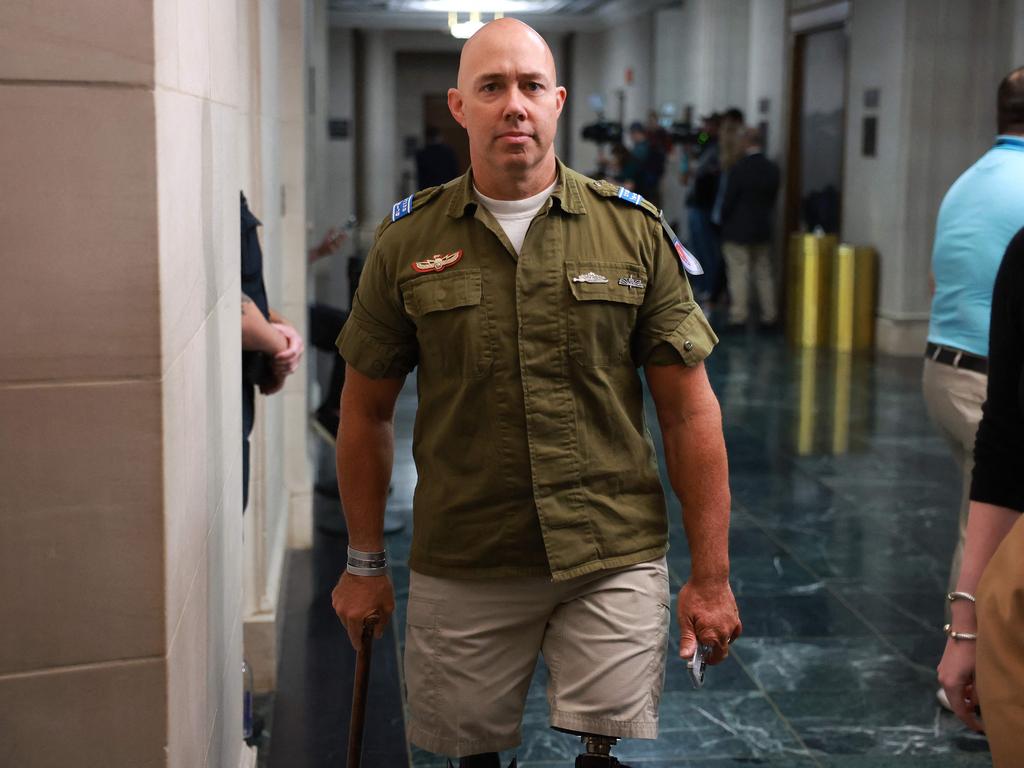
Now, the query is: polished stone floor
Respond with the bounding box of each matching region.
[273,331,994,767]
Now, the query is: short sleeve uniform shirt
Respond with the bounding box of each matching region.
[338,160,718,581]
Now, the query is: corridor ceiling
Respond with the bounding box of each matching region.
[328,0,682,31]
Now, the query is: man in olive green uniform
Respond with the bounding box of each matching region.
[331,18,741,767]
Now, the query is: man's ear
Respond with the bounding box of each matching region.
[448,88,467,128]
[554,86,567,118]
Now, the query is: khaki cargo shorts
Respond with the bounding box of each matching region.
[404,557,670,758]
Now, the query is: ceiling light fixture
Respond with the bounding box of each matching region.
[448,9,504,38]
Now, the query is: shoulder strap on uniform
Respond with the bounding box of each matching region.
[587,179,662,219]
[588,179,703,276]
[375,184,447,239]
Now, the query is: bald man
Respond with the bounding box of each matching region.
[331,19,740,767]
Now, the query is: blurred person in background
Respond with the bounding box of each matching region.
[624,120,666,207]
[719,126,780,330]
[682,113,722,305]
[925,67,1024,715]
[416,124,460,189]
[240,191,304,510]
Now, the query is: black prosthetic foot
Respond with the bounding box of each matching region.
[575,756,631,768]
[447,754,516,768]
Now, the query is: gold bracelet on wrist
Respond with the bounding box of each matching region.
[943,623,978,641]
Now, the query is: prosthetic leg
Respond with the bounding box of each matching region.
[443,734,631,767]
[446,754,516,767]
[574,735,632,768]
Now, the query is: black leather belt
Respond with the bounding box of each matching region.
[925,342,988,375]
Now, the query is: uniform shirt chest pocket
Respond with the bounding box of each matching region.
[565,261,647,367]
[401,269,493,379]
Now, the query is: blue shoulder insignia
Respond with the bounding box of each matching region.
[391,194,415,222]
[588,179,660,217]
[616,186,645,206]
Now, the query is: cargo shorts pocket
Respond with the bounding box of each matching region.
[404,597,442,733]
[401,269,493,378]
[566,261,646,367]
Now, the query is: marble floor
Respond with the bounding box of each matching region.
[273,331,994,767]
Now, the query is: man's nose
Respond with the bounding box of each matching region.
[502,89,527,121]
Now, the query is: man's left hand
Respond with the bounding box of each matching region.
[678,578,741,665]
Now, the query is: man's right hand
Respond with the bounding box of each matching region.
[331,571,395,650]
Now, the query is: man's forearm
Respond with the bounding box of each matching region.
[337,411,394,553]
[242,294,287,354]
[662,403,731,582]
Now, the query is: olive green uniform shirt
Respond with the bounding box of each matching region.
[338,160,718,581]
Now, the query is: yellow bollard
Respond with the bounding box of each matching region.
[830,244,877,352]
[787,234,837,348]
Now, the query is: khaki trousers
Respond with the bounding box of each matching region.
[976,514,1024,767]
[722,241,777,324]
[921,358,987,597]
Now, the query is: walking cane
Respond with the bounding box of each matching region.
[347,614,379,768]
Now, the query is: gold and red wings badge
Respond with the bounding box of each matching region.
[412,249,463,273]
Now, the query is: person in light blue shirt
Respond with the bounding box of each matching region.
[928,133,1024,356]
[923,66,1024,714]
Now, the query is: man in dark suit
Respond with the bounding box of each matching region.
[415,124,459,189]
[720,127,781,328]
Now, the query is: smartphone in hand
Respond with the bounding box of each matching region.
[687,643,714,689]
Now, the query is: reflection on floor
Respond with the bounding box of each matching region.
[273,332,994,768]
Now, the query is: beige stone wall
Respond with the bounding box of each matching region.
[0,0,308,764]
[0,1,169,764]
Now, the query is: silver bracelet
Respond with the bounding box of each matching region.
[947,591,976,604]
[348,546,386,561]
[347,545,387,576]
[943,623,978,641]
[347,562,389,577]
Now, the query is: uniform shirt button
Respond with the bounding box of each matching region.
[437,290,447,301]
[683,340,694,352]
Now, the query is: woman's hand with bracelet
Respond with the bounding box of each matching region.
[937,591,984,732]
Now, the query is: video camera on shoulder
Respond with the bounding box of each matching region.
[580,120,624,145]
[669,122,711,154]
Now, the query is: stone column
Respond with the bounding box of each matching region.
[0,0,308,763]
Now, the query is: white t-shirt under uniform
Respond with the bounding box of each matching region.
[473,181,557,256]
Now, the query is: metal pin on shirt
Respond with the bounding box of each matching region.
[618,275,644,289]
[572,271,608,284]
